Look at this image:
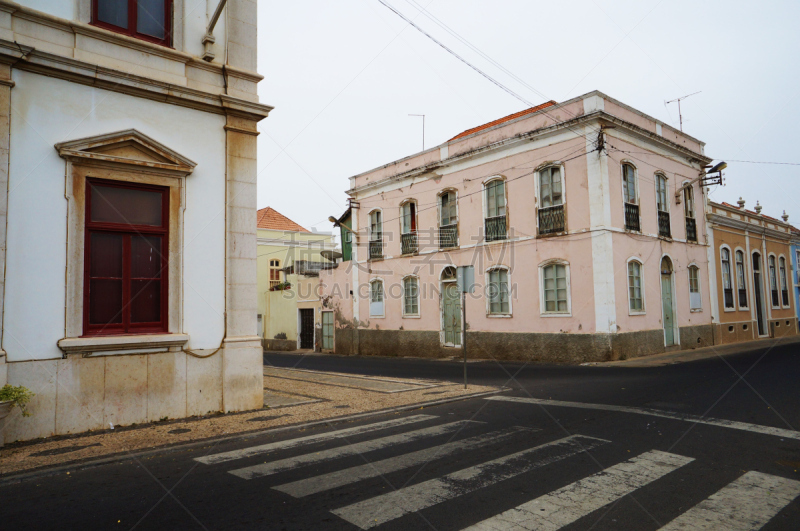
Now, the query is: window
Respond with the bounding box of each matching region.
[538,166,565,235]
[721,248,734,309]
[403,277,419,316]
[84,179,168,335]
[92,0,172,46]
[269,259,281,289]
[484,179,507,241]
[684,185,697,242]
[369,280,384,317]
[401,201,418,255]
[769,255,779,307]
[542,263,569,314]
[656,174,671,238]
[780,257,789,306]
[797,250,800,284]
[735,250,747,308]
[688,265,701,310]
[369,210,383,259]
[439,191,458,248]
[622,164,640,231]
[628,260,644,312]
[487,268,510,315]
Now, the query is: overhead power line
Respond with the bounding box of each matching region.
[721,159,800,166]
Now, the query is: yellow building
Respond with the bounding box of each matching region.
[256,208,338,350]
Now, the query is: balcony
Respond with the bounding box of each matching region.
[738,289,747,308]
[685,217,697,242]
[724,288,734,309]
[538,205,565,235]
[439,224,458,248]
[783,289,789,307]
[771,289,779,308]
[485,215,507,242]
[369,240,383,260]
[401,232,418,255]
[624,203,640,232]
[658,211,671,238]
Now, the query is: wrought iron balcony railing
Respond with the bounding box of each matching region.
[439,224,458,248]
[685,217,697,242]
[771,289,779,308]
[658,211,671,238]
[485,215,507,242]
[401,232,418,255]
[369,240,383,260]
[724,288,734,309]
[738,288,748,308]
[624,203,640,232]
[782,289,789,307]
[538,205,565,235]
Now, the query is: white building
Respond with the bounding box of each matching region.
[0,0,272,442]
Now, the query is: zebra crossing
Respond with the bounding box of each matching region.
[195,414,800,530]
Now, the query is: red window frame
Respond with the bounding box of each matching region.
[83,178,170,336]
[91,0,173,47]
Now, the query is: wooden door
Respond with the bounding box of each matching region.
[321,311,334,351]
[661,274,675,345]
[442,282,461,347]
[299,309,314,349]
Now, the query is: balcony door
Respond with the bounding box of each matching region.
[660,257,678,346]
[441,267,461,347]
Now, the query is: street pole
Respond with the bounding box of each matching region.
[462,290,467,389]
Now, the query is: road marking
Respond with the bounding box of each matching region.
[330,434,609,529]
[229,420,480,480]
[464,450,693,530]
[194,414,438,465]
[659,471,800,530]
[274,426,533,497]
[486,396,800,440]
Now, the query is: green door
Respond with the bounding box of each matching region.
[661,274,675,345]
[442,282,461,347]
[321,311,334,351]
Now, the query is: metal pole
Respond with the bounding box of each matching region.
[462,291,467,389]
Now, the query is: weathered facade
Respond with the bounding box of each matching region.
[706,200,798,343]
[0,0,271,442]
[791,228,800,327]
[322,91,715,363]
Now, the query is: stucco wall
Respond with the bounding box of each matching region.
[4,70,226,361]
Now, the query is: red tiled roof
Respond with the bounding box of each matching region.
[448,101,558,141]
[256,207,309,232]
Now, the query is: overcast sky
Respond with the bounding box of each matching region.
[255,0,799,233]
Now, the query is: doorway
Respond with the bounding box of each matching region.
[441,267,461,347]
[661,256,678,346]
[321,311,334,351]
[752,253,766,336]
[299,309,314,349]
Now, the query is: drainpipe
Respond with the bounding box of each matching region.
[202,0,229,62]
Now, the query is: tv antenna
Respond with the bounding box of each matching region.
[409,114,425,150]
[665,91,700,131]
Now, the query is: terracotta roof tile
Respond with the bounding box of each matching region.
[448,101,558,141]
[256,207,310,232]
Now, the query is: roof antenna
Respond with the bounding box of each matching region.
[665,91,701,131]
[409,114,425,150]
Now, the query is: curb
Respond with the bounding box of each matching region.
[0,387,508,486]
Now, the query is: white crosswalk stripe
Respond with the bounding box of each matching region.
[463,450,694,531]
[659,471,800,530]
[194,414,438,465]
[274,426,533,498]
[330,434,609,529]
[229,419,482,480]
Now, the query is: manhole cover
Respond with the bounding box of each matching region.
[168,428,192,434]
[31,443,102,457]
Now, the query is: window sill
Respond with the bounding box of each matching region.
[541,312,572,318]
[723,308,737,313]
[58,333,189,357]
[487,314,512,318]
[369,315,385,319]
[402,314,421,319]
[690,308,703,313]
[628,311,646,316]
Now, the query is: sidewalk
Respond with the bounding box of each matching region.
[593,335,800,368]
[0,366,499,477]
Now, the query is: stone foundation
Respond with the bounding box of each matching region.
[262,338,297,351]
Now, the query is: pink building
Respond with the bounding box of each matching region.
[321,92,714,362]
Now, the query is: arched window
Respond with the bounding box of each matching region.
[622,163,640,231]
[540,261,570,314]
[655,174,670,238]
[439,191,458,248]
[538,166,565,235]
[269,259,281,289]
[721,248,734,309]
[486,267,510,315]
[403,276,419,316]
[688,265,701,310]
[400,201,418,255]
[484,179,507,241]
[369,279,384,317]
[369,210,383,260]
[735,251,747,308]
[769,255,779,307]
[627,260,644,312]
[779,257,789,306]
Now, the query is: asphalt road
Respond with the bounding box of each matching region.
[2,343,799,530]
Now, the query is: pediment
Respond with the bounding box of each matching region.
[55,129,196,177]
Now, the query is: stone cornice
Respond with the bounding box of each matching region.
[707,213,792,242]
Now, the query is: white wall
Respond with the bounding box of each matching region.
[19,0,77,21]
[183,0,227,59]
[5,70,227,361]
